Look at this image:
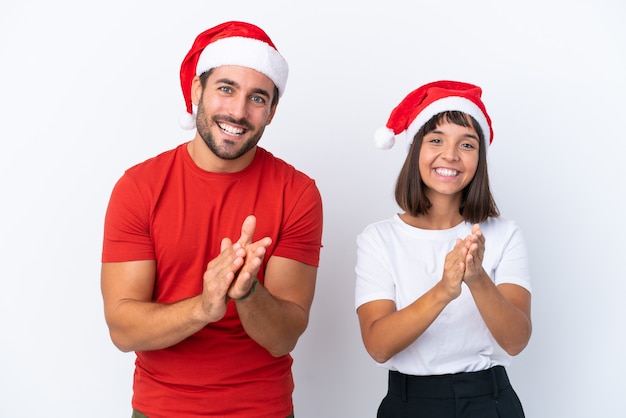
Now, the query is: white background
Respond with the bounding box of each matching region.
[1,0,625,417]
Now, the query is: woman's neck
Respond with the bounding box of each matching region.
[400,194,464,230]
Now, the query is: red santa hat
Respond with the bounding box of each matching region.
[374,80,493,150]
[179,21,289,130]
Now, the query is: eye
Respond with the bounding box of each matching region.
[427,138,442,144]
[461,142,476,149]
[250,95,266,104]
[219,86,233,94]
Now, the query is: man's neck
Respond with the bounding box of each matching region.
[186,137,257,173]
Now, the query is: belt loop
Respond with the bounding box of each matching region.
[490,367,499,399]
[401,372,408,402]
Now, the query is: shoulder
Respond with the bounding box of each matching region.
[115,144,186,194]
[257,148,316,184]
[109,144,185,203]
[358,216,398,242]
[124,144,184,179]
[256,148,321,206]
[481,216,522,234]
[480,216,527,248]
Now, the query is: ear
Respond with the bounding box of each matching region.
[191,75,202,106]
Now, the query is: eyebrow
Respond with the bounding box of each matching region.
[215,78,272,100]
[430,129,480,142]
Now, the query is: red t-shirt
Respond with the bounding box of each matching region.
[102,144,323,417]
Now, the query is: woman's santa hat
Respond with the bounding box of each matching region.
[179,21,289,130]
[374,80,493,151]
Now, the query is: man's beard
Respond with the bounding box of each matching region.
[195,102,265,160]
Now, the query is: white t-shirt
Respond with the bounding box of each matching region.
[355,215,531,376]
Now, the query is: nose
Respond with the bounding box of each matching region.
[441,143,460,161]
[227,94,249,120]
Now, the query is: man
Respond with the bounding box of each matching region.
[101,21,323,418]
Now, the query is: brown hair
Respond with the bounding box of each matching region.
[394,111,499,224]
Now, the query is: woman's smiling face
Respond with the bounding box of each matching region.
[418,117,480,200]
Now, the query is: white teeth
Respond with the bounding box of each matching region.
[218,123,244,135]
[435,168,458,177]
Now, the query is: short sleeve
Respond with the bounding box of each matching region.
[101,172,155,262]
[354,226,396,310]
[493,221,531,293]
[272,180,323,267]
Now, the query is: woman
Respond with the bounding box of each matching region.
[355,80,532,417]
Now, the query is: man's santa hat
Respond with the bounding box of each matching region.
[179,21,289,130]
[374,80,493,151]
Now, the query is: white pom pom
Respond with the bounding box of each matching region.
[374,127,396,150]
[179,111,196,130]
